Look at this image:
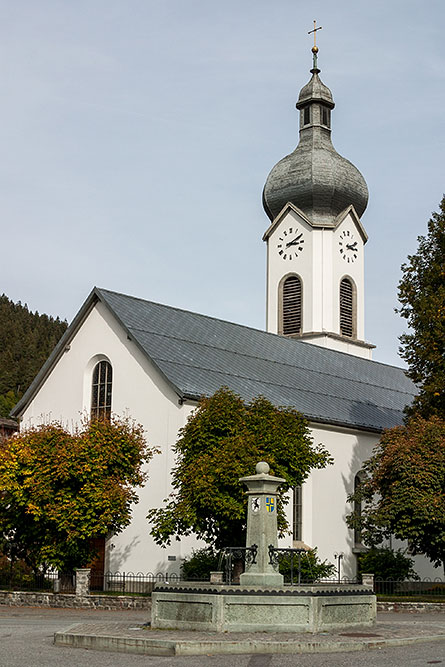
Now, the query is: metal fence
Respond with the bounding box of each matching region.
[217,546,258,585]
[0,570,75,593]
[375,578,445,598]
[91,571,180,595]
[2,567,443,600]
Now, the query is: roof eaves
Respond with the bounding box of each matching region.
[308,415,383,434]
[96,288,185,403]
[333,205,368,243]
[262,203,313,241]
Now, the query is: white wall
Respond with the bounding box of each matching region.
[278,423,377,578]
[20,301,199,575]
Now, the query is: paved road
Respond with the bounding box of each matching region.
[0,607,443,667]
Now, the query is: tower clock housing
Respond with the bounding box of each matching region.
[262,58,374,359]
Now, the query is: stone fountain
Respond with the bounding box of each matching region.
[151,462,376,633]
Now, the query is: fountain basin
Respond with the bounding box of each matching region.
[151,581,376,633]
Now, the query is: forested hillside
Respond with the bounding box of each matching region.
[0,294,67,418]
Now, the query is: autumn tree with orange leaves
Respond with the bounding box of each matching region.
[347,416,445,568]
[0,417,157,573]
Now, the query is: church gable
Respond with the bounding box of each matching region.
[12,288,181,424]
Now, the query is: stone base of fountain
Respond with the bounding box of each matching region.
[151,581,376,633]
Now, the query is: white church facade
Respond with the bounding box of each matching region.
[12,52,436,579]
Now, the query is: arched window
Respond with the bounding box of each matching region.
[339,278,355,338]
[293,485,302,542]
[280,275,302,335]
[91,360,112,420]
[353,472,364,547]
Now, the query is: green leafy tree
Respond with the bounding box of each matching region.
[397,197,445,418]
[347,416,445,569]
[148,388,332,550]
[0,417,158,572]
[348,202,445,572]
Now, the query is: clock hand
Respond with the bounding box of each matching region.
[286,233,303,248]
[346,242,357,251]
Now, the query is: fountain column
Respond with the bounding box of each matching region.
[239,461,285,587]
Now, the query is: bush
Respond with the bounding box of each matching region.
[358,548,419,581]
[180,547,220,580]
[180,546,336,584]
[278,548,335,583]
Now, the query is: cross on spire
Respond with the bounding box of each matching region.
[308,20,322,70]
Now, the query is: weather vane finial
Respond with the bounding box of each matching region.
[308,20,322,70]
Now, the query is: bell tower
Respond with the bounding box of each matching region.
[262,31,374,359]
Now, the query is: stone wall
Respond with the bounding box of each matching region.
[0,591,150,611]
[377,601,445,613]
[0,590,442,613]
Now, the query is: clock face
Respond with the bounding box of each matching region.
[276,226,305,260]
[338,230,358,263]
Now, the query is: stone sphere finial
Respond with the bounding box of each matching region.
[256,461,270,474]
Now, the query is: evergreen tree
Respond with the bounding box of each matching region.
[0,295,67,418]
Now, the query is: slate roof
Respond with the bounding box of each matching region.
[12,287,415,432]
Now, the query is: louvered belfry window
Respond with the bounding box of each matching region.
[282,276,302,335]
[91,360,113,420]
[340,278,354,337]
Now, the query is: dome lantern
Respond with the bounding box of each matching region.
[262,42,368,225]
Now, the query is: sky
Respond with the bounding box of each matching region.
[1,0,444,368]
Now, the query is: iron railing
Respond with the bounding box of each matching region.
[91,571,180,594]
[0,570,75,593]
[217,545,258,585]
[267,546,357,584]
[375,578,445,598]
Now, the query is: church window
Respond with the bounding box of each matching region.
[281,275,302,335]
[91,360,112,420]
[353,472,364,547]
[303,106,310,125]
[339,278,354,337]
[293,485,302,541]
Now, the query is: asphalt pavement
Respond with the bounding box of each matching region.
[0,606,444,666]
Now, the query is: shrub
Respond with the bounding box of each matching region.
[358,548,419,581]
[180,547,220,580]
[278,548,335,583]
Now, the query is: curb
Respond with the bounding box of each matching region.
[54,627,445,656]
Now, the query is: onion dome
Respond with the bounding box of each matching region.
[263,63,368,225]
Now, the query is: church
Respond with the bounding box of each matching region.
[12,45,434,579]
